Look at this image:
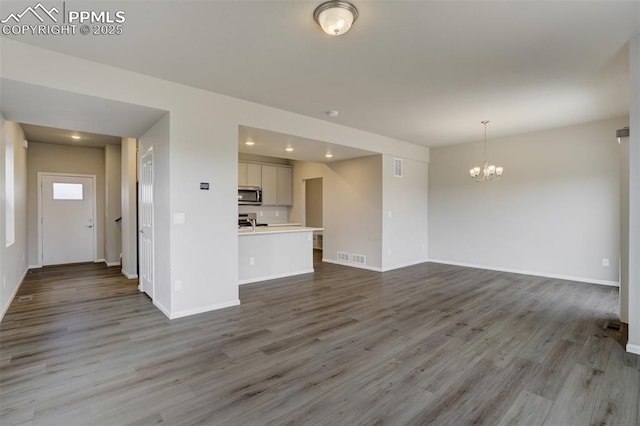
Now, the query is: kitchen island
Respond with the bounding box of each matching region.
[238,226,323,284]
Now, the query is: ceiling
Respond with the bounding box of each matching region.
[1,1,639,147]
[239,126,375,163]
[20,123,121,148]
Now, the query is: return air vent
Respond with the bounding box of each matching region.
[351,254,367,265]
[337,252,350,262]
[394,158,403,177]
[18,295,33,302]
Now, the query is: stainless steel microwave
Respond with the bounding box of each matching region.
[238,187,262,205]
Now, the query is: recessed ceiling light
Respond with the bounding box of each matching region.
[325,152,333,158]
[326,110,339,118]
[71,135,81,140]
[285,146,294,152]
[245,141,255,146]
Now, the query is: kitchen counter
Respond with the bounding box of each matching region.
[238,226,322,235]
[238,226,322,285]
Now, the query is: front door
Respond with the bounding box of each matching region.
[139,149,154,298]
[41,174,95,265]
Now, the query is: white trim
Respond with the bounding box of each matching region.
[95,258,106,264]
[1,267,28,322]
[37,172,98,266]
[28,264,42,269]
[165,299,241,320]
[627,343,640,355]
[121,269,138,279]
[239,269,314,285]
[427,259,620,287]
[381,258,429,272]
[153,300,171,319]
[105,261,121,267]
[322,258,383,272]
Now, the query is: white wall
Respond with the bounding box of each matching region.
[105,144,122,266]
[121,137,137,278]
[26,142,106,266]
[429,117,626,285]
[1,39,427,319]
[382,155,429,271]
[627,34,640,354]
[291,156,383,269]
[1,119,28,320]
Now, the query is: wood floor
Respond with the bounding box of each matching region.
[1,256,639,425]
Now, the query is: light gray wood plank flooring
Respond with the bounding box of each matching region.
[1,256,639,425]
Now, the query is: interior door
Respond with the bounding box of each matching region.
[139,149,154,298]
[41,175,95,265]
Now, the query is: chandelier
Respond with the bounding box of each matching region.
[469,120,504,181]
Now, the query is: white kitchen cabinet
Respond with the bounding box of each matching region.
[261,165,278,205]
[260,164,292,206]
[277,166,292,206]
[238,162,261,187]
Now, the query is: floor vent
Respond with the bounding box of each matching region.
[603,320,622,332]
[351,254,367,265]
[337,252,350,262]
[18,295,33,302]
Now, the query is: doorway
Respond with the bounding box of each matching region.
[39,173,97,266]
[305,177,323,254]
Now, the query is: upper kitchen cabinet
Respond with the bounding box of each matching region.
[238,162,261,187]
[261,164,292,206]
[277,166,292,206]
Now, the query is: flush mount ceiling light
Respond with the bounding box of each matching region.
[244,140,255,146]
[314,1,358,36]
[469,121,504,182]
[325,152,333,158]
[71,135,81,140]
[285,146,294,152]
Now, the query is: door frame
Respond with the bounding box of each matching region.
[37,172,98,268]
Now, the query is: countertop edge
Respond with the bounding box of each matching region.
[238,226,324,236]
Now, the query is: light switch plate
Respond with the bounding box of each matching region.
[174,213,186,224]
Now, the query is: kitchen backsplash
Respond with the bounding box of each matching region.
[239,205,289,224]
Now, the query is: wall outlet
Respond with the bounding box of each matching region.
[174,280,182,291]
[259,211,263,217]
[602,258,610,267]
[275,211,279,217]
[421,243,425,251]
[249,257,255,266]
[388,211,392,218]
[173,213,186,224]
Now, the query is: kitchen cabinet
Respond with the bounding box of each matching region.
[261,164,292,206]
[277,166,292,206]
[238,162,261,187]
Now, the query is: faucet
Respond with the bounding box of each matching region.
[248,217,257,232]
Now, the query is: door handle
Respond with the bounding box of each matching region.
[140,229,144,234]
[85,225,93,228]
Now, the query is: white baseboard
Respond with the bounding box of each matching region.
[105,261,121,267]
[627,343,640,355]
[381,258,429,272]
[322,258,382,272]
[95,258,106,264]
[166,299,241,320]
[28,264,42,269]
[427,259,620,287]
[153,300,171,319]
[121,269,138,279]
[239,269,314,285]
[1,267,29,322]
